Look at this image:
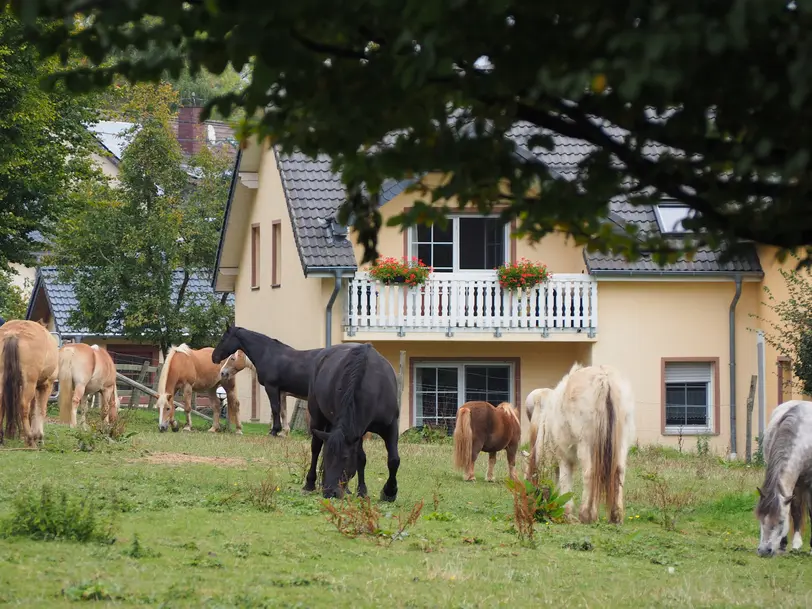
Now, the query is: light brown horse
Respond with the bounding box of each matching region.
[57,343,119,428]
[157,344,241,434]
[453,401,521,482]
[0,319,59,447]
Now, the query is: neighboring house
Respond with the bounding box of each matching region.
[213,124,802,456]
[26,266,234,403]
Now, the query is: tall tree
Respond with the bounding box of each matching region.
[0,8,100,271]
[49,83,234,355]
[8,1,812,266]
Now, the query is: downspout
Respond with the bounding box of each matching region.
[729,274,743,459]
[325,270,343,348]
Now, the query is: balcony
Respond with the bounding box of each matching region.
[344,273,597,340]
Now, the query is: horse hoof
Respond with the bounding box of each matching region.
[208,427,218,433]
[236,430,243,436]
[379,489,397,503]
[182,426,192,432]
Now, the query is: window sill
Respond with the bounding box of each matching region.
[251,285,260,291]
[271,284,281,289]
[663,427,717,437]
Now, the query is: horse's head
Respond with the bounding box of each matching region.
[312,428,359,499]
[219,350,251,382]
[755,484,794,557]
[156,394,179,433]
[212,324,239,364]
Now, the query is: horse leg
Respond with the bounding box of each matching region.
[279,392,290,437]
[609,461,627,525]
[506,442,519,482]
[486,452,497,482]
[100,387,116,425]
[791,492,804,551]
[182,386,193,431]
[20,382,37,448]
[558,458,577,521]
[70,382,87,429]
[577,445,599,524]
[32,381,53,447]
[225,384,242,435]
[208,389,221,433]
[379,421,400,502]
[355,441,368,498]
[467,437,485,482]
[265,385,283,437]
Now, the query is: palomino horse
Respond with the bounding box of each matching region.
[212,326,322,437]
[219,349,291,434]
[526,362,636,524]
[0,319,59,447]
[453,401,521,482]
[755,400,812,557]
[307,342,400,501]
[156,344,241,434]
[57,343,119,428]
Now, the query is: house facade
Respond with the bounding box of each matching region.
[213,129,804,456]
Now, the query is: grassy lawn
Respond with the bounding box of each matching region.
[0,407,809,608]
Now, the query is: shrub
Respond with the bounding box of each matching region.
[640,470,696,530]
[400,424,450,444]
[497,258,549,291]
[0,483,116,543]
[505,478,573,542]
[368,256,431,286]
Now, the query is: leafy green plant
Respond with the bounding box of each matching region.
[0,483,116,543]
[400,424,450,444]
[122,534,160,558]
[505,477,573,542]
[62,579,120,602]
[696,435,710,457]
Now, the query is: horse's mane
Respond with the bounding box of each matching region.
[176,343,193,355]
[158,346,183,394]
[240,351,256,371]
[758,404,802,518]
[325,344,370,456]
[498,402,519,424]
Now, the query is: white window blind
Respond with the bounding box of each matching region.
[665,362,712,384]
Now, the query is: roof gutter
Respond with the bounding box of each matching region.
[728,273,743,460]
[589,269,764,278]
[212,148,243,289]
[324,270,344,348]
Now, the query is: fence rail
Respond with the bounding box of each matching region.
[345,272,598,337]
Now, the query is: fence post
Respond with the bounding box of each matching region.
[148,363,162,409]
[128,360,150,409]
[745,374,758,463]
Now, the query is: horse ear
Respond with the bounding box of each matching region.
[785,495,794,506]
[756,487,764,498]
[36,318,47,327]
[312,429,331,442]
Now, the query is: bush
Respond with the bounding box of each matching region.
[0,483,116,543]
[400,424,450,444]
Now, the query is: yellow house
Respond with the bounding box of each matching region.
[213,131,805,458]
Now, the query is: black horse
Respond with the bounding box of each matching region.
[211,325,323,436]
[306,342,400,502]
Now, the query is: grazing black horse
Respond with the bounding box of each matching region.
[306,342,400,502]
[211,325,322,436]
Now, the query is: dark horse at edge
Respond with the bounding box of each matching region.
[307,342,400,501]
[211,325,322,436]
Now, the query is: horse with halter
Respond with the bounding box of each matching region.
[212,326,322,437]
[755,400,812,557]
[526,362,636,524]
[0,319,59,447]
[306,342,400,501]
[57,343,119,428]
[156,344,242,434]
[453,400,521,482]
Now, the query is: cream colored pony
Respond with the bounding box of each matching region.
[156,344,241,434]
[57,343,119,428]
[0,319,59,447]
[526,362,636,524]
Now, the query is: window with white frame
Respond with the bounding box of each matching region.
[410,216,509,272]
[653,202,696,234]
[414,362,513,432]
[664,361,714,434]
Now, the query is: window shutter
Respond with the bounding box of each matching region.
[665,362,712,383]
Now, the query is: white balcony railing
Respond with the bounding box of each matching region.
[345,273,597,337]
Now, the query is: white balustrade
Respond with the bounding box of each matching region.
[345,273,597,336]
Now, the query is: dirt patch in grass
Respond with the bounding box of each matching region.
[131,452,250,467]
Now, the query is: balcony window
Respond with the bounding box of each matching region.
[411,216,509,273]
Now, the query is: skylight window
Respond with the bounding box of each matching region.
[654,203,696,234]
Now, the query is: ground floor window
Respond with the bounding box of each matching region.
[664,360,714,434]
[414,362,513,433]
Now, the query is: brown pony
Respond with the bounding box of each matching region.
[57,343,119,428]
[0,319,59,447]
[157,344,241,434]
[453,401,521,482]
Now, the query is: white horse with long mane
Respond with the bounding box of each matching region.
[755,400,812,557]
[526,362,636,524]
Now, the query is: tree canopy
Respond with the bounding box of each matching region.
[9,1,812,265]
[0,8,100,271]
[48,84,234,355]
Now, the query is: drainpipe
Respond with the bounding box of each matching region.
[729,274,743,460]
[325,271,343,348]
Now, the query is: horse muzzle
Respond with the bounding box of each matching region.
[158,423,169,433]
[757,545,775,558]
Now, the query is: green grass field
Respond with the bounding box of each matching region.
[0,407,809,608]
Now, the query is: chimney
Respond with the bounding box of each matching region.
[177,105,205,156]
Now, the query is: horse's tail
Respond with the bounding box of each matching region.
[57,346,76,424]
[338,343,371,434]
[1,336,22,439]
[453,406,473,472]
[591,369,624,518]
